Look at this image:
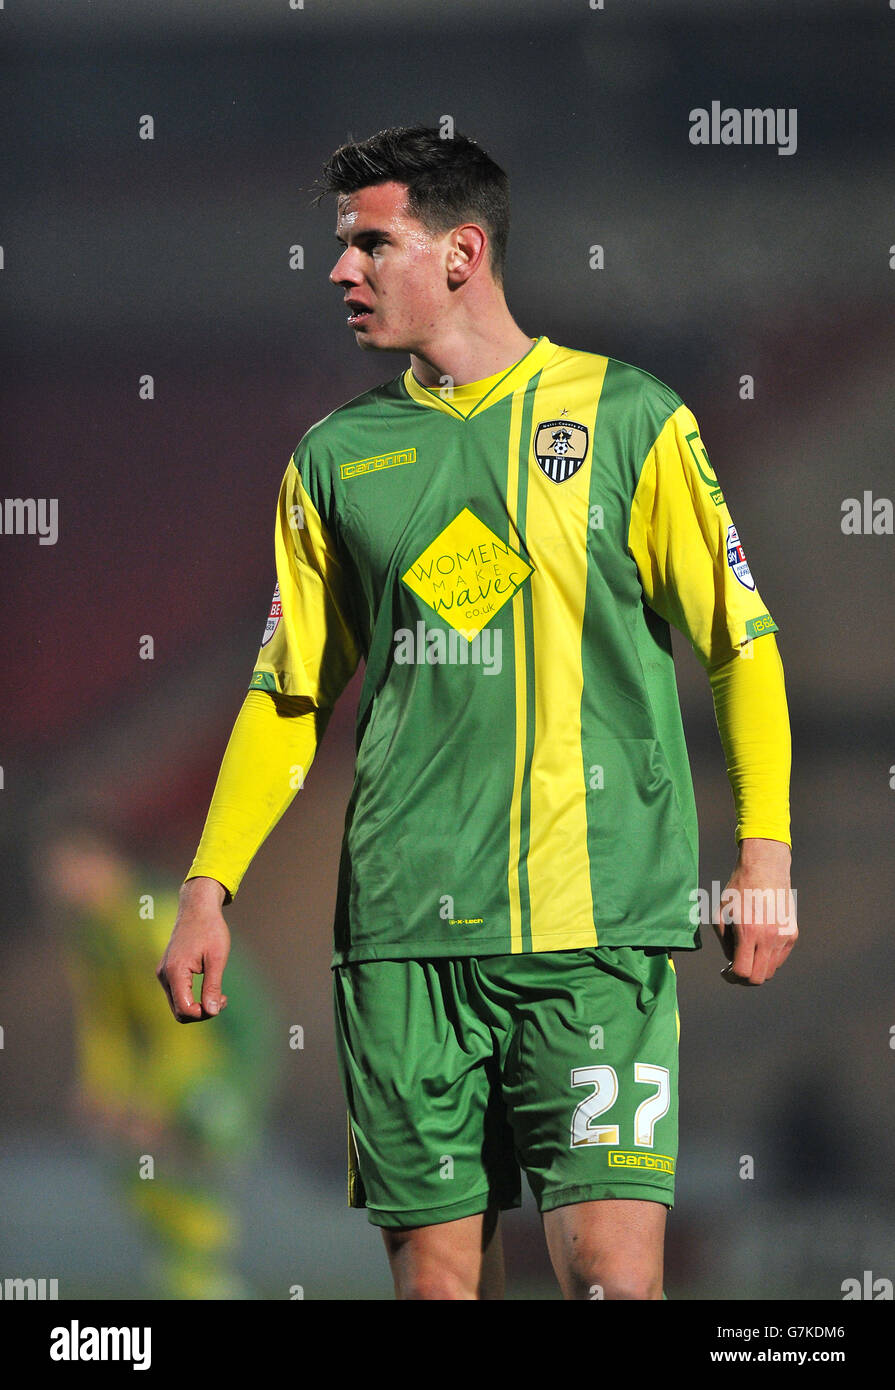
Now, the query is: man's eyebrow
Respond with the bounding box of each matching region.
[334,228,391,245]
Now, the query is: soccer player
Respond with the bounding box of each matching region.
[40,814,278,1298]
[157,125,796,1301]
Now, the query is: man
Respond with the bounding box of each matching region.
[40,813,278,1298]
[157,124,796,1300]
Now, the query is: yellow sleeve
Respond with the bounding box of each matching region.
[188,448,362,899]
[628,402,778,667]
[187,690,324,900]
[187,692,323,900]
[628,402,790,845]
[250,455,362,703]
[708,634,792,847]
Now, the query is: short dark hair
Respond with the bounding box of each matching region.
[311,124,511,282]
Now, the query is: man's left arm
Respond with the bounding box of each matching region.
[628,398,797,984]
[708,636,798,984]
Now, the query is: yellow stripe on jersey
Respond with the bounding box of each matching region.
[523,349,608,951]
[668,958,680,1041]
[505,387,528,954]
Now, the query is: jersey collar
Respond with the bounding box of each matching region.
[401,335,555,420]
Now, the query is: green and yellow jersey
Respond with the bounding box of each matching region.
[191,335,788,963]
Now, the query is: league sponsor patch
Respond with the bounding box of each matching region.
[261,582,282,646]
[726,524,755,590]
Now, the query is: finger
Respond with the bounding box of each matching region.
[156,957,188,1020]
[728,931,757,982]
[747,935,775,985]
[713,918,736,963]
[766,925,798,979]
[720,962,760,986]
[165,960,203,1022]
[200,956,227,1017]
[715,915,748,983]
[197,992,229,1019]
[725,922,795,985]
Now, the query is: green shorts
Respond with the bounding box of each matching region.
[332,946,679,1230]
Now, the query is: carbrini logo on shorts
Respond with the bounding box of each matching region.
[607,1151,675,1175]
[401,507,533,637]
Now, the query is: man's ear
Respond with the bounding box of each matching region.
[446,223,488,284]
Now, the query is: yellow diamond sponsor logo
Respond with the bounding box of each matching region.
[402,507,533,637]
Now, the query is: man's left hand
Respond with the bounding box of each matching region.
[714,837,798,986]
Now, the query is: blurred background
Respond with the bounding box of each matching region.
[1,0,893,1299]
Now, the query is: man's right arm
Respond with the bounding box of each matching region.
[186,689,325,902]
[157,451,362,1022]
[156,689,325,1021]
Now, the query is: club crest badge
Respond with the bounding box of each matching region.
[726,525,755,591]
[533,418,589,483]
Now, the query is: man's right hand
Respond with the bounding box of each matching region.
[156,876,232,1022]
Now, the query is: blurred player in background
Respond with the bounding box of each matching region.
[158,125,796,1299]
[41,812,278,1298]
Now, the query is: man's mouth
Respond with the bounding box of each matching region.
[346,299,373,327]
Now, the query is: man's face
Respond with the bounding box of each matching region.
[329,181,449,353]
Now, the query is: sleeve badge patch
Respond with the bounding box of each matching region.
[261,582,282,646]
[726,524,755,591]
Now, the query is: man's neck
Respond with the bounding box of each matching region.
[409,322,535,389]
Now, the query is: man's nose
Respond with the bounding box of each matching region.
[330,247,362,285]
